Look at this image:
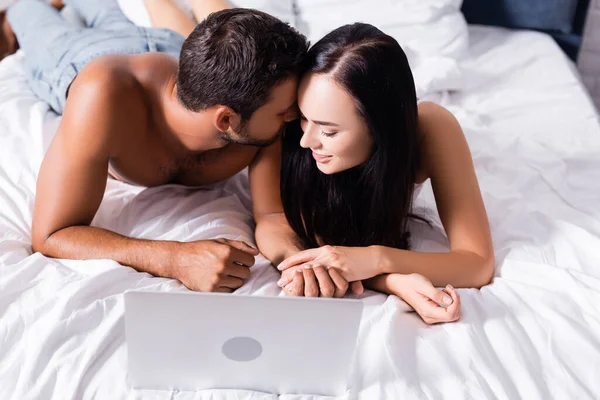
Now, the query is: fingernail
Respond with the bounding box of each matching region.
[296,268,303,273]
[443,295,453,305]
[277,264,283,270]
[277,279,283,286]
[303,264,311,270]
[447,284,454,291]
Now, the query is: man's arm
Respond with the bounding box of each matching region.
[248,139,304,266]
[31,60,256,292]
[31,62,164,267]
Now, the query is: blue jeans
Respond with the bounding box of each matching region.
[7,0,185,114]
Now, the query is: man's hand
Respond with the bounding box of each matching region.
[278,266,363,298]
[171,238,259,292]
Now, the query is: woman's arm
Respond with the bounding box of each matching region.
[364,273,461,324]
[376,102,494,288]
[279,102,494,289]
[372,248,493,288]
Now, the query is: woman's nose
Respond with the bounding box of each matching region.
[299,122,320,149]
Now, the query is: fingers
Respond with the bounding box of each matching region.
[219,276,244,290]
[313,266,335,298]
[277,261,314,287]
[419,286,461,325]
[419,298,454,324]
[350,280,364,295]
[421,285,454,307]
[442,285,461,321]
[303,267,319,297]
[328,268,349,298]
[226,263,251,280]
[223,239,260,256]
[283,270,304,296]
[228,248,256,268]
[277,249,318,271]
[277,274,292,287]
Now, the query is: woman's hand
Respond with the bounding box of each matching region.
[277,245,380,283]
[389,273,461,325]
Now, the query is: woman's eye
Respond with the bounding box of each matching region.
[320,130,338,138]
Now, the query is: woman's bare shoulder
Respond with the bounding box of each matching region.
[416,101,463,184]
[418,101,456,123]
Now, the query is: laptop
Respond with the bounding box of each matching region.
[124,290,364,396]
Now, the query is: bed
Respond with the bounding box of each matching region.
[1,0,600,399]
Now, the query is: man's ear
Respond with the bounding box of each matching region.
[213,105,241,133]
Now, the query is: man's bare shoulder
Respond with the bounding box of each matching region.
[68,53,176,102]
[61,54,172,155]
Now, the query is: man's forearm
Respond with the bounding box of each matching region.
[34,226,178,278]
[255,213,304,267]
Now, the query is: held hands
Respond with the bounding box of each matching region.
[277,246,378,297]
[276,245,377,297]
[173,240,462,325]
[276,246,461,324]
[170,238,259,292]
[277,245,380,283]
[277,265,365,297]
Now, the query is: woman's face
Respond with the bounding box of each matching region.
[297,73,374,174]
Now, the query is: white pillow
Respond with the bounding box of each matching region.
[117,0,295,27]
[295,0,468,96]
[231,0,295,25]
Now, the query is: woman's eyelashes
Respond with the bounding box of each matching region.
[320,129,338,138]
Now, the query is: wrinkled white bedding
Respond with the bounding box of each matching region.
[1,23,600,400]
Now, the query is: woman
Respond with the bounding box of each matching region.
[275,23,495,324]
[146,1,494,324]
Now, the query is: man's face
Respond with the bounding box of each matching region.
[220,77,299,147]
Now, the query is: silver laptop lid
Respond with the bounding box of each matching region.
[124,291,363,396]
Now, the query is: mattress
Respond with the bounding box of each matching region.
[0,25,599,399]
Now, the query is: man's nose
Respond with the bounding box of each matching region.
[284,108,298,122]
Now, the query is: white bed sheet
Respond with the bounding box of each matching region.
[1,25,600,400]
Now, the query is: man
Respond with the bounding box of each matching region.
[0,0,311,293]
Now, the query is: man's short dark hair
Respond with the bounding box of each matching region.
[176,8,309,120]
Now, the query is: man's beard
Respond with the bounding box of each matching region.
[218,121,286,148]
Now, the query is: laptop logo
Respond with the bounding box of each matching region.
[222,336,263,362]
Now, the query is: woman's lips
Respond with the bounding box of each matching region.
[312,152,333,163]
